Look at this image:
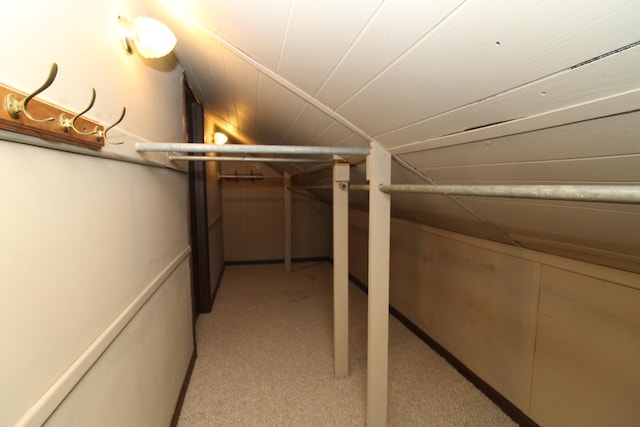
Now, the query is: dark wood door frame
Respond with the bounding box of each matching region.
[184,81,212,316]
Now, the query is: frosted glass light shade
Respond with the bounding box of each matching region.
[213,132,228,145]
[119,16,177,59]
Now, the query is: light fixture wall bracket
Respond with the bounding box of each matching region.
[118,15,176,59]
[118,16,135,54]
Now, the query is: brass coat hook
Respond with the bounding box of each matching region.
[96,107,126,144]
[60,88,101,137]
[6,62,58,122]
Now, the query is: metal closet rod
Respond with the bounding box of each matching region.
[169,155,335,164]
[136,142,370,156]
[219,173,282,180]
[287,185,332,190]
[379,184,640,204]
[288,183,640,204]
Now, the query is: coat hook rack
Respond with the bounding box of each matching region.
[6,63,58,122]
[1,62,127,150]
[97,107,127,144]
[60,91,127,144]
[60,88,102,136]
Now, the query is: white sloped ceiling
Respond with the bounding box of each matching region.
[142,0,640,273]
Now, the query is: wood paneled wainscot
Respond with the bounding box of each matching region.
[530,266,640,426]
[348,209,640,426]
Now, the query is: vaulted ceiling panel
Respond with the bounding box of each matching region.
[254,75,305,144]
[336,0,640,138]
[223,52,260,135]
[280,105,335,146]
[398,111,640,170]
[216,0,292,70]
[335,133,370,148]
[378,44,640,148]
[315,0,465,109]
[304,122,354,147]
[422,156,640,184]
[277,0,383,95]
[391,193,517,243]
[168,16,231,123]
[390,167,429,185]
[209,45,239,128]
[459,198,640,272]
[390,89,640,156]
[159,0,223,34]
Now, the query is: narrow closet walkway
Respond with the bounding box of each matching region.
[177,262,515,426]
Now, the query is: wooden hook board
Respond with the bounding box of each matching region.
[0,82,104,150]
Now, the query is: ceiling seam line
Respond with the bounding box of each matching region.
[416,152,640,171]
[253,73,262,136]
[392,155,521,246]
[278,104,307,145]
[335,132,362,147]
[204,45,232,123]
[372,69,576,140]
[450,200,523,247]
[303,122,336,146]
[221,47,240,129]
[333,0,470,112]
[190,18,373,144]
[390,96,640,155]
[276,0,296,74]
[457,197,640,217]
[373,40,640,141]
[312,0,387,98]
[423,180,640,186]
[154,0,374,142]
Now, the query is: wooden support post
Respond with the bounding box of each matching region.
[284,172,292,273]
[366,141,391,427]
[333,162,350,378]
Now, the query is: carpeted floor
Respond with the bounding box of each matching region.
[177,262,516,426]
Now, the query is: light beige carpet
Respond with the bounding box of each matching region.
[177,262,516,426]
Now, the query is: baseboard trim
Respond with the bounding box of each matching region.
[206,263,226,313]
[224,256,331,266]
[348,274,539,427]
[171,348,197,427]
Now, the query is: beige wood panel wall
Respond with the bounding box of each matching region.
[221,162,331,262]
[388,220,539,410]
[348,209,640,425]
[530,267,640,426]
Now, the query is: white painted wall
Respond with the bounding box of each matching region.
[348,209,640,426]
[0,1,191,425]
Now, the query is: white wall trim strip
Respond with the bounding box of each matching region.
[16,247,192,427]
[0,130,175,170]
[208,212,223,230]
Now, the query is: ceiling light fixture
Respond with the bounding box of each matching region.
[118,16,177,59]
[213,131,229,145]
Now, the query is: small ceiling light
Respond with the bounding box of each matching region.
[119,16,177,59]
[213,132,228,145]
